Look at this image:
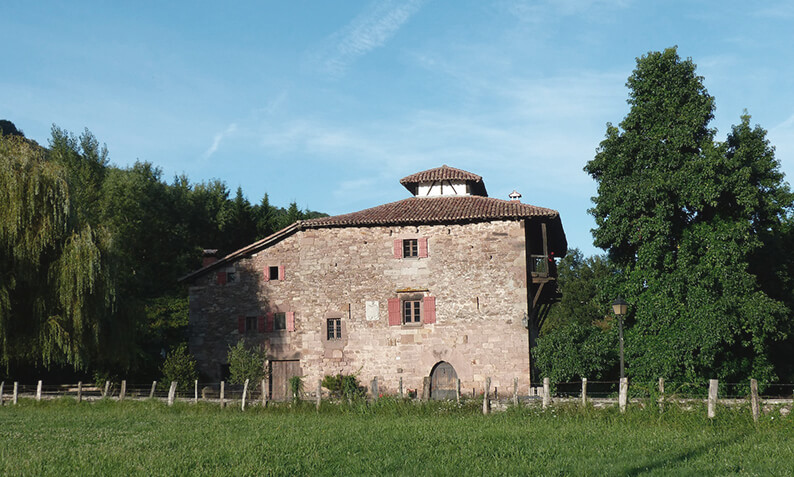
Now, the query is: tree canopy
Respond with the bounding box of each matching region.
[584,47,794,383]
[0,123,325,379]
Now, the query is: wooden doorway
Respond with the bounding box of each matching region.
[430,361,458,400]
[270,360,301,401]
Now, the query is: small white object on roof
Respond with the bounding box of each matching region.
[509,190,522,201]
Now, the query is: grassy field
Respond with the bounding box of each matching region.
[1,398,793,476]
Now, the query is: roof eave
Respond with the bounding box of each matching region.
[178,222,302,283]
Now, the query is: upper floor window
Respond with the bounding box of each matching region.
[216,267,237,285]
[238,315,263,334]
[265,311,294,332]
[265,265,284,281]
[403,239,418,258]
[393,238,428,259]
[274,312,286,330]
[388,296,436,326]
[327,318,342,340]
[403,300,421,324]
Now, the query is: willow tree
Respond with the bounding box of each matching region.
[585,48,793,383]
[0,130,118,371]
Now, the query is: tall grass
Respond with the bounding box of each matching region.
[1,398,792,476]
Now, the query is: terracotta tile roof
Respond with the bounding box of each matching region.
[399,165,483,185]
[399,165,488,196]
[302,196,559,228]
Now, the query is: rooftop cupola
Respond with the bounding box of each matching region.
[399,165,488,197]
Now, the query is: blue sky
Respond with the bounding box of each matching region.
[3,1,794,257]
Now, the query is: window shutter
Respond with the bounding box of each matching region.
[237,316,245,333]
[393,239,402,258]
[418,237,428,258]
[264,266,270,282]
[388,298,401,326]
[257,315,265,333]
[286,311,295,332]
[216,271,227,285]
[265,312,275,332]
[423,296,436,324]
[279,265,285,281]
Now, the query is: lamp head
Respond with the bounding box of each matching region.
[612,297,628,316]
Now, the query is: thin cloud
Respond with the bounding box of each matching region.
[309,0,426,78]
[202,123,237,159]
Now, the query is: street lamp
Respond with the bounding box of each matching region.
[612,297,628,380]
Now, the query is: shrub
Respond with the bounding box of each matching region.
[227,340,267,385]
[322,373,366,401]
[161,343,198,392]
[289,375,304,402]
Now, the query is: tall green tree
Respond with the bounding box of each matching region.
[542,249,616,335]
[535,249,618,383]
[0,131,119,371]
[585,48,793,383]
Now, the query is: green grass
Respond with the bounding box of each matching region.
[1,398,792,476]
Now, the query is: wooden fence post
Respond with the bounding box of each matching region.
[120,380,126,402]
[542,378,550,409]
[241,379,249,411]
[750,379,760,423]
[399,377,403,398]
[581,378,588,406]
[220,381,226,408]
[0,381,4,405]
[658,378,665,411]
[708,379,718,419]
[13,382,18,405]
[456,379,461,404]
[168,381,177,406]
[513,378,519,406]
[261,379,268,407]
[371,377,379,401]
[316,379,322,410]
[483,377,491,415]
[103,380,110,399]
[150,381,157,399]
[194,380,198,404]
[619,378,628,412]
[36,380,42,401]
[77,381,82,403]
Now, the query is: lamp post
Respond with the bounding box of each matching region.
[612,297,628,380]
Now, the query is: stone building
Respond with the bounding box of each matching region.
[181,165,566,400]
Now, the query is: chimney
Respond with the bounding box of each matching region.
[508,190,522,201]
[202,249,219,268]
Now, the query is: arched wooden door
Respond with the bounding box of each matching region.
[430,361,458,400]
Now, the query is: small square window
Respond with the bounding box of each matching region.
[269,266,280,280]
[245,316,257,332]
[403,300,421,324]
[403,239,418,258]
[227,270,237,283]
[327,318,342,340]
[274,312,286,330]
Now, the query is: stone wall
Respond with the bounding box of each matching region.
[187,219,532,395]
